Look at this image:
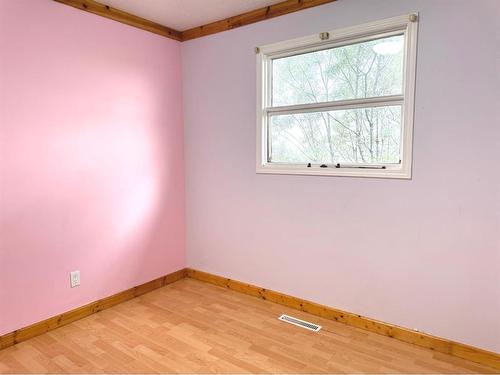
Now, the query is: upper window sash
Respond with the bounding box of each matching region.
[267,31,406,109]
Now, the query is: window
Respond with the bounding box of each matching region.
[256,14,418,178]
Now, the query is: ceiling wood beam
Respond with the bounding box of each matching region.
[53,0,183,41]
[53,0,337,42]
[181,0,337,41]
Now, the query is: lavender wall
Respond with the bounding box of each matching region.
[0,0,185,334]
[182,0,500,352]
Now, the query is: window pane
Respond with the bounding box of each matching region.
[272,35,404,106]
[269,106,402,164]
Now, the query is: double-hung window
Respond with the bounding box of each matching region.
[256,14,418,178]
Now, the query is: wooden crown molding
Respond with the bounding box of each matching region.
[53,0,337,42]
[181,0,337,41]
[186,268,500,371]
[53,0,183,41]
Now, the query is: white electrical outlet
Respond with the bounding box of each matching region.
[70,270,80,288]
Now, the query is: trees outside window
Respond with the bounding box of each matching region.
[257,14,418,178]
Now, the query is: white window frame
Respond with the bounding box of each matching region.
[256,13,418,179]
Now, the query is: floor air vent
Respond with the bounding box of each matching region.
[278,314,321,332]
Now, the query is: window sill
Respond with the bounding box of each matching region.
[256,164,412,179]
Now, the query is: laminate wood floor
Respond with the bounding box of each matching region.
[0,278,497,373]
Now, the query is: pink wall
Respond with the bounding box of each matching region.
[0,0,185,335]
[182,0,500,352]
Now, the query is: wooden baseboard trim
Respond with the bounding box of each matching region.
[0,268,187,351]
[2,267,498,370]
[186,268,500,370]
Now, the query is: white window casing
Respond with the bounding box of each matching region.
[256,13,419,179]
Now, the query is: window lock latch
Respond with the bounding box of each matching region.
[319,32,330,41]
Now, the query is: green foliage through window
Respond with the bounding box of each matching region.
[270,34,404,165]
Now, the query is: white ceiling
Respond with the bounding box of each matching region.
[103,0,285,31]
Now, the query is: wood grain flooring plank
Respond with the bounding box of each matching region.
[0,278,497,373]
